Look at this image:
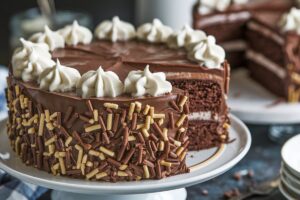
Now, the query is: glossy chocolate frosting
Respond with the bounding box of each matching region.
[51,39,226,81]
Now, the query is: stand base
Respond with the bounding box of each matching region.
[51,188,187,200]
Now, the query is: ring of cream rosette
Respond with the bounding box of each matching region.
[11,17,226,98]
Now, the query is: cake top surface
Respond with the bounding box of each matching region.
[10,17,227,99]
[251,8,300,36]
[251,11,284,29]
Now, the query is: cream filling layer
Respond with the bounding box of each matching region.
[199,11,251,27]
[247,22,284,45]
[188,111,219,121]
[246,50,286,79]
[220,40,247,52]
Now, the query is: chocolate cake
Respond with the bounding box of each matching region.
[6,17,230,181]
[193,0,293,68]
[193,0,300,102]
[246,8,300,102]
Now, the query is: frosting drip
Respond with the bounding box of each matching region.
[137,19,173,43]
[167,25,207,49]
[124,65,172,97]
[76,67,124,98]
[279,8,300,35]
[188,35,225,68]
[58,20,93,46]
[94,16,136,42]
[29,25,65,51]
[12,38,55,82]
[38,59,81,92]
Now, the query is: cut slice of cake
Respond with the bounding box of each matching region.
[193,0,293,68]
[246,8,300,102]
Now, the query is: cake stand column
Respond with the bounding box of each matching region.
[51,188,187,200]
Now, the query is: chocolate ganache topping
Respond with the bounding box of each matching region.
[10,18,227,99]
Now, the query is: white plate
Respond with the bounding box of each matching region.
[281,174,300,196]
[281,134,300,177]
[0,115,251,195]
[279,182,298,200]
[281,164,300,189]
[228,69,300,124]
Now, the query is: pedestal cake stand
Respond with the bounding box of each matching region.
[228,69,300,124]
[0,115,251,200]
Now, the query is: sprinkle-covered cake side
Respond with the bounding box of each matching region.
[6,67,190,181]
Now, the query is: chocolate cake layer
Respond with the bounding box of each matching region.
[188,118,229,151]
[247,60,287,97]
[6,77,190,181]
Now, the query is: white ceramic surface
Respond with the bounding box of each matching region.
[279,182,298,200]
[0,115,251,195]
[281,134,300,178]
[51,188,187,200]
[281,165,300,189]
[281,174,300,196]
[228,69,300,124]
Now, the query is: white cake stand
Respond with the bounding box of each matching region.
[0,115,251,200]
[228,69,300,124]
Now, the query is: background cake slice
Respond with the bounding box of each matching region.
[193,0,293,68]
[246,8,300,102]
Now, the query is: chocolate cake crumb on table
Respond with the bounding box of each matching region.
[6,17,230,181]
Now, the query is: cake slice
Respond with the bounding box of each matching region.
[193,0,293,68]
[246,8,300,102]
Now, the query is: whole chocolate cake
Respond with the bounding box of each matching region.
[6,17,230,181]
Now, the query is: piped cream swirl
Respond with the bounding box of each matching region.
[167,25,207,49]
[94,16,136,42]
[76,67,123,98]
[58,20,93,46]
[279,8,300,35]
[137,19,173,43]
[29,25,65,51]
[12,38,55,82]
[38,59,81,92]
[124,65,172,97]
[188,35,225,68]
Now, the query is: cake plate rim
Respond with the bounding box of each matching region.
[0,114,251,195]
[228,69,300,124]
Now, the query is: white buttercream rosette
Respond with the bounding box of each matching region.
[94,16,136,42]
[124,65,172,97]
